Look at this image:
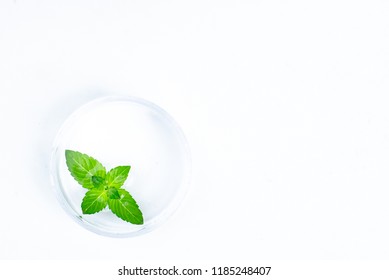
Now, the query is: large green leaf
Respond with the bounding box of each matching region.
[108,189,143,224]
[106,166,131,189]
[81,188,108,214]
[65,150,106,189]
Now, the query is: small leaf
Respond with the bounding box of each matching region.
[107,187,120,199]
[65,150,106,189]
[106,166,131,189]
[108,189,143,224]
[92,176,105,188]
[81,188,108,214]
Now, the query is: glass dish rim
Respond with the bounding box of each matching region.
[50,95,192,238]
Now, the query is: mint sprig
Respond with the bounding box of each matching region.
[65,150,144,225]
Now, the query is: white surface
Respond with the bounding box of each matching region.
[0,0,389,259]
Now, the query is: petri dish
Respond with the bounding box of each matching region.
[50,96,191,237]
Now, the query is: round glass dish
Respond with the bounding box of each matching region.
[50,96,191,237]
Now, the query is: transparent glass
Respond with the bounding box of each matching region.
[50,96,191,237]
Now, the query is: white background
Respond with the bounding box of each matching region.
[1,0,389,260]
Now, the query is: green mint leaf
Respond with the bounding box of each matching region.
[106,166,131,189]
[107,187,120,199]
[81,188,108,214]
[108,189,143,224]
[92,176,105,188]
[65,150,143,224]
[65,150,106,189]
